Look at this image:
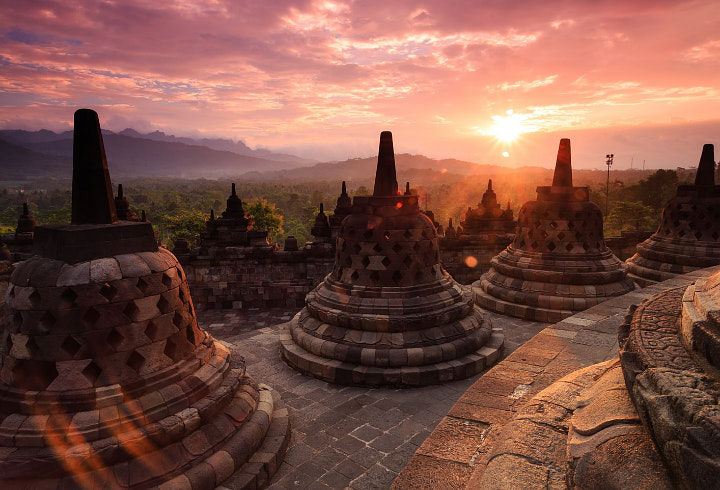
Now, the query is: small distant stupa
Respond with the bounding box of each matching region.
[196,182,270,255]
[459,180,515,238]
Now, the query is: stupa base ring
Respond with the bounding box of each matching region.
[279,312,504,387]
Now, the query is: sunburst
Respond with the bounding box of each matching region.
[487,110,526,142]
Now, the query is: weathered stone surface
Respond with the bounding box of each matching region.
[617,267,720,488]
[569,433,673,490]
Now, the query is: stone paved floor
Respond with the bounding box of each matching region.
[197,307,548,489]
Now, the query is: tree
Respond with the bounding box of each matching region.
[248,199,284,243]
[158,210,209,248]
[629,169,681,212]
[354,186,371,196]
[605,201,656,235]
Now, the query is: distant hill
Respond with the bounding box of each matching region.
[241,153,556,188]
[0,129,314,179]
[116,129,314,165]
[0,139,70,179]
[0,128,662,188]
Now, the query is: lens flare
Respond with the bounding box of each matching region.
[464,255,478,268]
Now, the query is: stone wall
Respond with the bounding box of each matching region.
[0,263,10,348]
[181,248,334,310]
[439,235,514,285]
[179,231,650,311]
[605,230,653,260]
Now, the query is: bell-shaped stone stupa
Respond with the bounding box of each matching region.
[626,144,720,286]
[459,180,515,238]
[473,139,635,322]
[329,181,353,238]
[279,131,503,387]
[0,109,288,488]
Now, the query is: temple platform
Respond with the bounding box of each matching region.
[195,265,720,488]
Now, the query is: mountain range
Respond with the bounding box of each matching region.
[0,128,315,180]
[0,128,513,182]
[0,128,656,188]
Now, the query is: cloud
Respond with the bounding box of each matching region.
[0,0,717,166]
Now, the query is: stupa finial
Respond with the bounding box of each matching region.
[373,131,399,196]
[695,144,715,186]
[71,109,117,224]
[551,138,573,187]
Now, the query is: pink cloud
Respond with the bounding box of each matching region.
[0,0,718,167]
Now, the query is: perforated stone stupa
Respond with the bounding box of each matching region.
[329,181,353,238]
[0,109,288,488]
[627,144,720,286]
[2,203,35,261]
[473,139,635,322]
[459,179,515,239]
[195,183,271,256]
[279,131,503,387]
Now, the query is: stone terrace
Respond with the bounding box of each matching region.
[200,264,720,489]
[394,264,720,488]
[198,308,547,489]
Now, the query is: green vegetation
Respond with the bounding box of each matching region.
[247,199,284,243]
[590,168,692,236]
[0,168,694,248]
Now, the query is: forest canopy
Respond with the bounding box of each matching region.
[0,168,697,248]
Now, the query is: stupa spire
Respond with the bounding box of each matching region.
[373,131,399,196]
[551,138,573,187]
[71,109,117,224]
[694,144,715,186]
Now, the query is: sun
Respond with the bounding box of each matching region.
[488,110,525,142]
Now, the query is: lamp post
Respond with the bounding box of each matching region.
[605,153,614,217]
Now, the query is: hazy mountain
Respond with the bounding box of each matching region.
[240,153,555,187]
[0,130,312,179]
[117,129,314,165]
[0,139,70,180]
[0,129,73,145]
[0,128,662,187]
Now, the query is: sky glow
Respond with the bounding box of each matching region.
[1,0,719,168]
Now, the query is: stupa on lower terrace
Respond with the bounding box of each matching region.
[473,138,635,322]
[0,109,288,488]
[279,131,503,387]
[626,144,720,286]
[329,181,352,238]
[2,203,35,261]
[196,183,271,256]
[114,183,138,221]
[459,179,515,239]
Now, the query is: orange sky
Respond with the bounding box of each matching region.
[1,0,719,169]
